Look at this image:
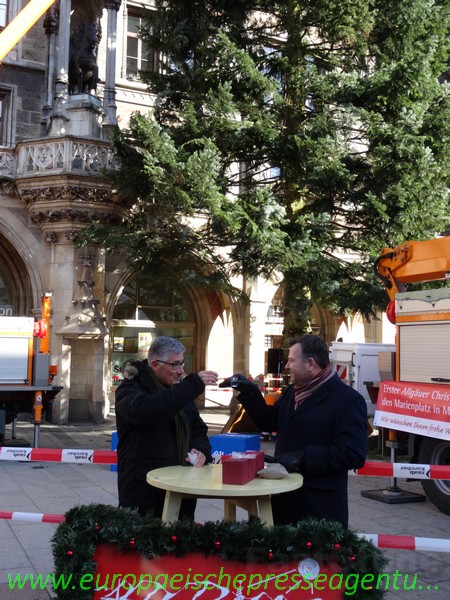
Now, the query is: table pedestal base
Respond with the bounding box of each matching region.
[162,492,274,525]
[224,497,273,525]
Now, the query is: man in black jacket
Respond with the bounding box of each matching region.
[220,334,367,528]
[115,336,218,518]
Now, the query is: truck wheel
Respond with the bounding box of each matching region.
[418,437,450,515]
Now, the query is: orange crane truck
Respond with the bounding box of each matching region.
[373,236,450,513]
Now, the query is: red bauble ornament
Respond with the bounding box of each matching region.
[171,535,178,543]
[334,543,340,550]
[214,541,221,549]
[66,550,74,557]
[305,541,312,549]
[349,555,356,562]
[386,300,396,324]
[94,524,100,533]
[129,538,136,548]
[267,550,274,559]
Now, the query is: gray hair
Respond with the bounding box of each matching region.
[148,336,186,361]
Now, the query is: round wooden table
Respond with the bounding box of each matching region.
[147,464,303,525]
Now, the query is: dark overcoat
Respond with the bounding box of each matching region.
[115,360,212,517]
[238,373,368,528]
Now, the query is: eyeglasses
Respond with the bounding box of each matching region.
[156,359,185,370]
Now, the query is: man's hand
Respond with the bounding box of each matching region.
[198,371,218,386]
[186,448,206,467]
[219,373,258,393]
[265,450,305,474]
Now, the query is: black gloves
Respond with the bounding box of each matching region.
[265,450,305,474]
[219,374,259,393]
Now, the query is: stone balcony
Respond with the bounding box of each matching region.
[15,136,116,178]
[3,136,122,244]
[0,147,16,179]
[1,136,117,179]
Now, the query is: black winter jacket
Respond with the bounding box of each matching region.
[238,373,368,528]
[115,360,212,517]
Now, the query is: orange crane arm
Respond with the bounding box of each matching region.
[374,237,450,302]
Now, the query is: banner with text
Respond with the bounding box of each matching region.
[374,380,450,441]
[93,545,345,599]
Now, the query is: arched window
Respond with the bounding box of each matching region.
[111,278,194,387]
[113,279,192,322]
[0,259,14,316]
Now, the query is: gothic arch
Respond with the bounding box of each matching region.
[104,262,230,368]
[0,225,43,315]
[311,304,341,344]
[104,255,231,337]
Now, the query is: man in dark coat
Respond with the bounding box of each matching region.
[115,336,218,518]
[220,334,367,528]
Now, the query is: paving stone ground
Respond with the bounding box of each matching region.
[0,410,448,599]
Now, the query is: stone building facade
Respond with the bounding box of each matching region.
[0,0,388,423]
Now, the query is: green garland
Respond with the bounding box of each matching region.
[51,503,387,600]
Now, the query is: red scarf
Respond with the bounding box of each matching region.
[294,365,334,409]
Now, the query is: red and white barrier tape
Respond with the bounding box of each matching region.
[1,448,450,481]
[358,533,450,553]
[2,449,450,481]
[0,509,448,552]
[0,511,65,523]
[0,447,117,464]
[357,461,450,480]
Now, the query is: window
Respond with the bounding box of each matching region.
[113,279,192,322]
[0,89,12,145]
[0,0,7,29]
[125,6,162,80]
[126,11,147,79]
[126,9,160,80]
[111,278,194,386]
[0,95,4,142]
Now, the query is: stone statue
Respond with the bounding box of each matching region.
[68,21,101,94]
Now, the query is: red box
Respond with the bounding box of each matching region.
[222,457,255,485]
[245,451,264,473]
[221,451,265,477]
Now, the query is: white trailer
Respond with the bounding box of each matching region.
[329,341,396,417]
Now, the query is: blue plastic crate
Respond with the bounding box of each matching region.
[209,433,260,455]
[110,430,118,472]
